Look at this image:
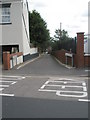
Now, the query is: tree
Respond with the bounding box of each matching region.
[54,29,69,42]
[29,10,50,52]
[54,29,61,41]
[52,29,76,53]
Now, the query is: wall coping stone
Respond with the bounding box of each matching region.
[65,53,73,57]
[84,54,90,56]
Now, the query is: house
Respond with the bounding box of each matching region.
[84,34,90,54]
[0,0,38,64]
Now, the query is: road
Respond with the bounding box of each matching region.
[0,54,89,119]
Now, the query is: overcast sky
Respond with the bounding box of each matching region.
[27,0,89,38]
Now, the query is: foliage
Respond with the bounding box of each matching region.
[52,29,76,53]
[29,10,50,52]
[54,29,69,41]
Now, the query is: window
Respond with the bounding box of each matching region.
[0,4,11,24]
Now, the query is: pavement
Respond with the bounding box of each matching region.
[0,54,90,119]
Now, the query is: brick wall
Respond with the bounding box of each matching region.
[76,32,84,68]
[84,56,90,67]
[53,49,66,64]
[73,54,77,67]
[52,49,71,64]
[52,33,90,68]
[3,52,23,70]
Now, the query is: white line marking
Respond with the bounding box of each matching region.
[39,80,88,98]
[60,79,74,81]
[0,78,18,80]
[17,57,40,69]
[0,81,16,83]
[47,80,85,85]
[0,75,25,81]
[0,85,9,87]
[58,78,73,80]
[64,82,67,84]
[0,75,22,78]
[46,84,62,87]
[50,80,81,83]
[58,90,87,94]
[62,86,65,89]
[49,78,74,81]
[40,85,46,89]
[17,77,25,80]
[39,88,88,98]
[0,93,14,96]
[78,99,90,102]
[82,82,86,86]
[45,81,49,85]
[0,77,25,81]
[0,81,17,85]
[49,78,86,83]
[22,77,25,79]
[11,82,17,85]
[0,88,4,91]
[39,88,87,94]
[85,70,90,72]
[38,89,57,92]
[56,91,87,98]
[46,84,85,88]
[83,87,87,92]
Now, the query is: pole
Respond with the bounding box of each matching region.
[60,22,62,39]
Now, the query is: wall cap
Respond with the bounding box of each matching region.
[84,54,90,56]
[3,51,10,54]
[77,32,85,34]
[65,53,73,57]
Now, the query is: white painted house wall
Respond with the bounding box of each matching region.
[0,0,30,57]
[22,0,30,56]
[30,48,38,55]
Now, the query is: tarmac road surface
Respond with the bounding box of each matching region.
[1,54,89,119]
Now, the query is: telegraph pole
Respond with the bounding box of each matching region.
[59,22,62,41]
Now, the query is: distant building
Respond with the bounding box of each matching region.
[0,0,31,62]
[84,34,90,54]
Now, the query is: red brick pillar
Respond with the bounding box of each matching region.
[76,32,84,68]
[3,52,10,70]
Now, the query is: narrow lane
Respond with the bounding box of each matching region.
[3,54,87,77]
[19,54,86,76]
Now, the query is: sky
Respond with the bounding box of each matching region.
[27,0,89,38]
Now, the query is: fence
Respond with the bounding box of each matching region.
[10,52,23,69]
[53,37,77,54]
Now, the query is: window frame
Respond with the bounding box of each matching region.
[0,3,11,24]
